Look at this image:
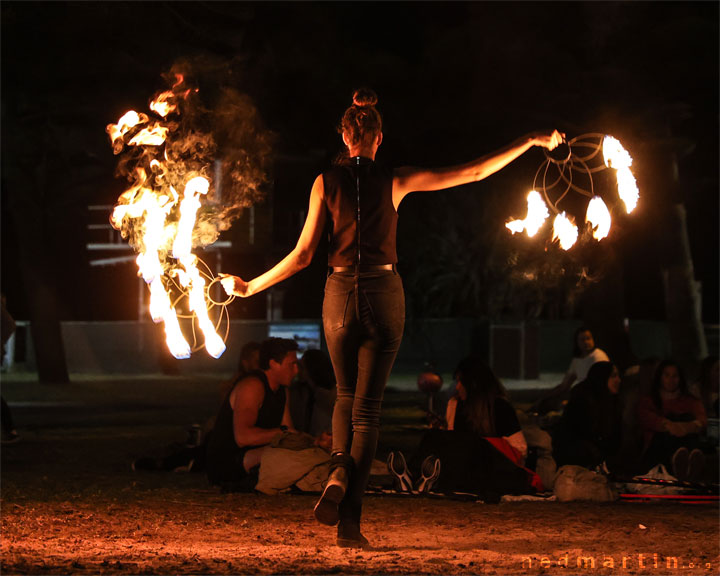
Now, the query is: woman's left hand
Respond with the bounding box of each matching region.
[532,130,565,150]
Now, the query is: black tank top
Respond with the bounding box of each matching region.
[206,370,286,482]
[322,157,397,266]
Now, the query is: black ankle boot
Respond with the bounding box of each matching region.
[337,520,371,549]
[314,453,353,526]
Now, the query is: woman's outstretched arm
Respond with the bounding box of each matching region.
[392,130,564,209]
[220,175,327,297]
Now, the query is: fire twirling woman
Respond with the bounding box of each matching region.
[221,88,563,548]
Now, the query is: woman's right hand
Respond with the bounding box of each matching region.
[531,130,565,151]
[219,274,251,298]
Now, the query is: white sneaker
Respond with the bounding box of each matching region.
[415,455,441,493]
[387,451,413,492]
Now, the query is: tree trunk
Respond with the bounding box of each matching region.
[661,201,707,369]
[5,141,70,384]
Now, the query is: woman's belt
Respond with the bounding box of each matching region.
[330,264,395,272]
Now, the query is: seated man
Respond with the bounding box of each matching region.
[206,337,299,490]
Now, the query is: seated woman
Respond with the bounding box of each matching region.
[637,359,707,481]
[552,361,623,473]
[387,357,542,499]
[531,326,609,415]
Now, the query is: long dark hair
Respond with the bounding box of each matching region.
[582,361,616,395]
[453,356,507,435]
[651,359,689,409]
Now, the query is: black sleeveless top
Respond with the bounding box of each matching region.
[322,157,397,267]
[206,370,286,483]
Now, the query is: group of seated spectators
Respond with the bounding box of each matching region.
[134,327,718,498]
[387,326,717,496]
[540,327,716,482]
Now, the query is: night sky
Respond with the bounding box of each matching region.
[1,1,718,325]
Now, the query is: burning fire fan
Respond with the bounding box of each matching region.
[106,72,270,359]
[506,134,639,250]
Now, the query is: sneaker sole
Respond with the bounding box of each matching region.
[417,459,441,493]
[313,484,345,526]
[387,453,413,492]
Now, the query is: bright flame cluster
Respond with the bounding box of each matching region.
[107,86,226,359]
[506,135,638,250]
[602,135,639,213]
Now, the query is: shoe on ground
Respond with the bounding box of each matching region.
[686,449,705,482]
[314,467,348,526]
[415,455,441,493]
[386,451,413,493]
[671,447,689,481]
[337,522,371,549]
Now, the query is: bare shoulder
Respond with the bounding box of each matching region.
[230,375,265,409]
[311,174,325,200]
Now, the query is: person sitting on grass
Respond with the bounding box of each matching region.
[552,361,623,473]
[530,326,609,416]
[205,338,299,491]
[131,339,262,474]
[637,359,707,481]
[387,356,542,501]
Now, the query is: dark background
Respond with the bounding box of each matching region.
[2,1,718,326]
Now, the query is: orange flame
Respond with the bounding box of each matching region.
[108,85,226,359]
[171,176,227,359]
[602,136,632,170]
[506,191,549,237]
[603,135,639,214]
[552,212,578,250]
[616,167,639,213]
[149,91,177,118]
[585,196,611,240]
[127,124,169,147]
[106,111,149,154]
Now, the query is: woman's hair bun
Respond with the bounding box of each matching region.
[352,88,378,108]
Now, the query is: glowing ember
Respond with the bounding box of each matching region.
[552,212,578,250]
[616,166,639,213]
[585,196,611,240]
[505,191,549,237]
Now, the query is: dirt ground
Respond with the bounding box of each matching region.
[1,375,718,575]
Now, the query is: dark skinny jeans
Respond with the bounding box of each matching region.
[323,269,404,523]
